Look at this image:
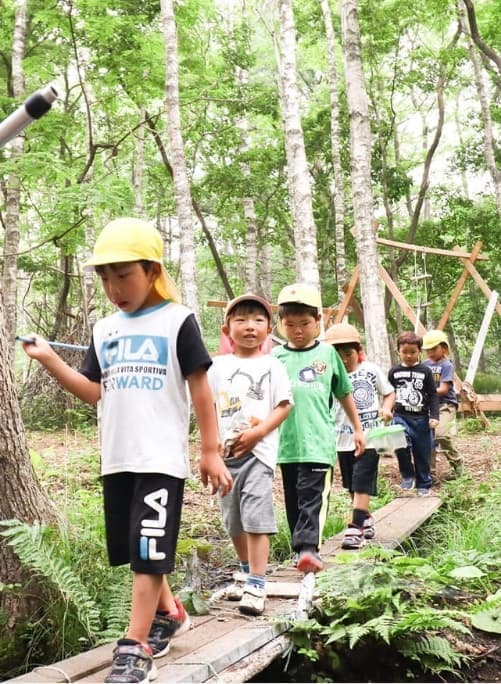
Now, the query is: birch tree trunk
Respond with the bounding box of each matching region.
[160,0,199,317]
[458,0,501,218]
[340,0,390,369]
[277,0,320,288]
[2,0,27,350]
[320,0,347,303]
[236,67,259,292]
[133,105,147,218]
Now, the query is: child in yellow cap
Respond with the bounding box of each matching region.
[422,329,463,480]
[20,217,232,684]
[273,284,365,574]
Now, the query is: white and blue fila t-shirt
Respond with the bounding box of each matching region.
[80,301,211,478]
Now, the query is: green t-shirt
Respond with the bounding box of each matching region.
[272,340,352,465]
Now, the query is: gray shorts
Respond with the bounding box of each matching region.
[219,452,277,537]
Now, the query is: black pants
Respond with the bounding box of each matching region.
[280,462,333,552]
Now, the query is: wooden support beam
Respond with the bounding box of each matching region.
[452,249,501,318]
[334,266,360,323]
[376,237,488,260]
[378,265,426,334]
[437,241,483,330]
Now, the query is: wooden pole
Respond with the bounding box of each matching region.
[333,266,360,323]
[464,291,499,385]
[376,236,488,260]
[378,266,426,334]
[437,241,483,329]
[452,249,501,318]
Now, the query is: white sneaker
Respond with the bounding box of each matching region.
[225,571,248,601]
[239,585,266,616]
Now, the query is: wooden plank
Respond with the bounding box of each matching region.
[7,644,113,682]
[460,394,501,413]
[375,237,488,260]
[321,496,441,557]
[6,496,442,684]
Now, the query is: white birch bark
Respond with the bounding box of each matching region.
[458,0,501,217]
[320,0,347,303]
[160,0,199,317]
[340,0,390,369]
[235,67,259,292]
[277,0,320,288]
[2,0,27,349]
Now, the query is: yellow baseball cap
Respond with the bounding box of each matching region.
[84,217,181,303]
[277,283,322,310]
[224,293,272,321]
[422,329,449,350]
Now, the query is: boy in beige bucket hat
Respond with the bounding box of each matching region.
[21,217,232,684]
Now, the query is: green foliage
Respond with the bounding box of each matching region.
[287,549,471,679]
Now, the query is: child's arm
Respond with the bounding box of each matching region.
[338,393,366,456]
[188,368,233,496]
[20,334,100,404]
[436,380,451,397]
[380,391,395,423]
[230,400,292,458]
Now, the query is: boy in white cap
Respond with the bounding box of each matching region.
[324,323,394,549]
[208,294,292,616]
[20,217,232,684]
[273,284,365,573]
[422,329,463,480]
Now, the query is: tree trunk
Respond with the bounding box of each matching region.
[160,0,199,317]
[2,0,27,351]
[277,0,320,288]
[458,0,501,218]
[340,0,390,369]
[0,298,55,627]
[320,0,347,303]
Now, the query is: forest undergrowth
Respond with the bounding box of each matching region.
[0,418,499,682]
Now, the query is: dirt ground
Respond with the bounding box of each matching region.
[27,424,501,683]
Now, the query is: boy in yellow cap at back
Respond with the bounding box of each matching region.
[273,284,365,573]
[324,323,394,549]
[422,329,463,480]
[20,217,232,684]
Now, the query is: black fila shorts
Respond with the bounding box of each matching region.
[102,472,185,574]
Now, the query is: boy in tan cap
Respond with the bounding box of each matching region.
[208,293,292,616]
[20,217,232,684]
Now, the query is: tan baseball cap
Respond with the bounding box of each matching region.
[277,283,322,310]
[224,293,272,321]
[84,217,181,303]
[324,323,360,345]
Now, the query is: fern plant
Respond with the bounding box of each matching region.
[286,549,472,679]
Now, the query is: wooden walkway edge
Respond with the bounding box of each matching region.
[7,495,441,684]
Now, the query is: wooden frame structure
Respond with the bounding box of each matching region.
[334,239,500,418]
[206,240,499,418]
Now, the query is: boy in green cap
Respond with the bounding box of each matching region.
[20,217,232,684]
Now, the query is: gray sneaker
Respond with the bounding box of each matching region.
[105,639,157,683]
[362,516,376,539]
[147,599,191,659]
[417,487,431,497]
[400,477,415,490]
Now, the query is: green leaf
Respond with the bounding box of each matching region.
[471,607,501,635]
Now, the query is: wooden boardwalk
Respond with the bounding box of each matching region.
[8,495,441,684]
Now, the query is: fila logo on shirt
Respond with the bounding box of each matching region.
[140,488,168,561]
[101,335,168,369]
